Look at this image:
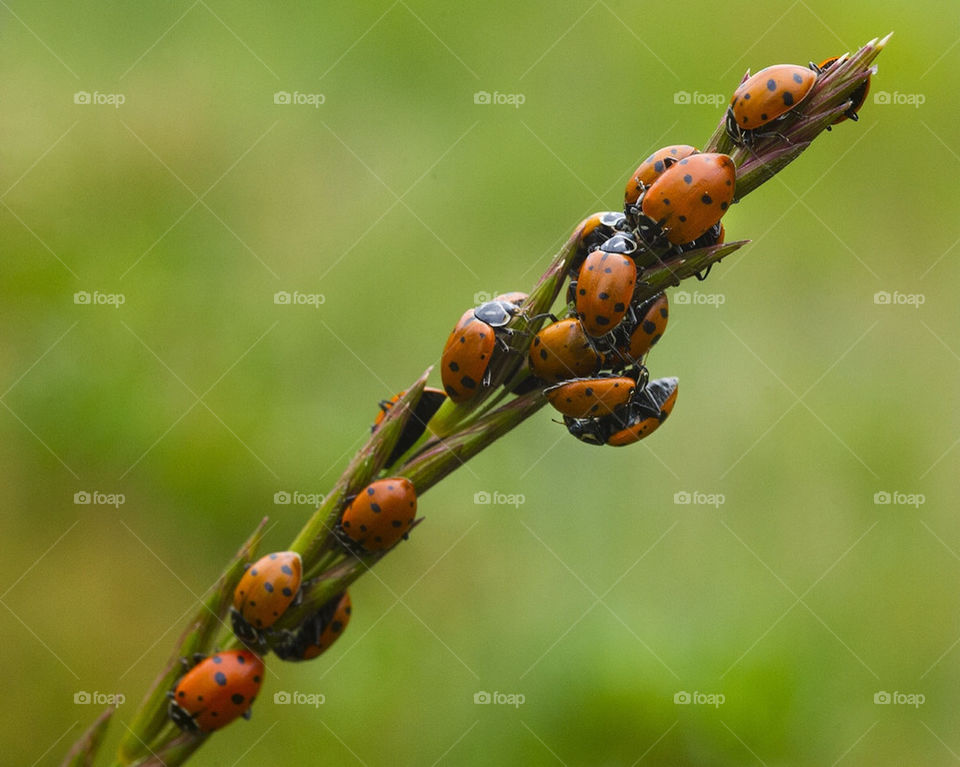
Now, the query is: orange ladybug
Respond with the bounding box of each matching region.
[545,374,637,419]
[528,318,603,383]
[231,551,302,643]
[726,64,818,144]
[625,144,698,205]
[639,153,735,245]
[274,591,353,662]
[168,650,265,734]
[575,250,637,337]
[339,477,417,552]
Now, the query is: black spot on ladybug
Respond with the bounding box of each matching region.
[214,672,228,686]
[538,349,548,361]
[264,582,274,593]
[211,711,219,717]
[766,78,776,91]
[250,568,258,576]
[741,93,749,101]
[663,198,670,205]
[701,194,713,205]
[643,320,655,333]
[366,487,375,495]
[458,336,466,344]
[760,113,768,121]
[332,620,343,632]
[282,587,292,597]
[721,202,728,210]
[683,174,693,184]
[783,92,794,106]
[598,292,610,300]
[371,503,381,513]
[212,656,223,664]
[281,565,293,575]
[595,316,610,326]
[651,333,662,345]
[359,524,367,532]
[679,158,689,165]
[578,288,586,295]
[249,600,257,607]
[461,376,478,389]
[793,72,804,84]
[178,690,186,698]
[391,520,402,528]
[614,302,625,312]
[678,215,687,222]
[231,693,245,705]
[342,520,351,528]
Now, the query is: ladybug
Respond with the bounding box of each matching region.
[624,145,698,205]
[575,249,638,337]
[441,297,523,403]
[373,387,447,466]
[816,56,870,123]
[168,650,265,734]
[638,153,735,246]
[231,551,302,643]
[339,477,417,552]
[608,293,668,368]
[274,591,353,662]
[528,318,603,383]
[726,64,818,145]
[564,376,678,446]
[545,372,638,419]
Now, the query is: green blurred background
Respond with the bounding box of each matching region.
[2,1,958,764]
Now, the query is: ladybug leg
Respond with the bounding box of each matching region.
[725,108,745,145]
[694,263,714,281]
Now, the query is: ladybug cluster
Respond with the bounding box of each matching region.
[168,548,356,734]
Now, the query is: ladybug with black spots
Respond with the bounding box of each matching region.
[726,64,818,145]
[545,369,643,419]
[606,293,669,370]
[624,144,698,206]
[274,591,353,662]
[574,249,638,338]
[636,153,736,247]
[564,376,678,446]
[338,477,417,552]
[231,551,302,644]
[528,317,603,383]
[441,296,525,403]
[168,650,265,734]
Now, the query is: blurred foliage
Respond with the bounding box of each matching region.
[1,1,958,765]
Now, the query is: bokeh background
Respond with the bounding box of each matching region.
[2,1,958,764]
